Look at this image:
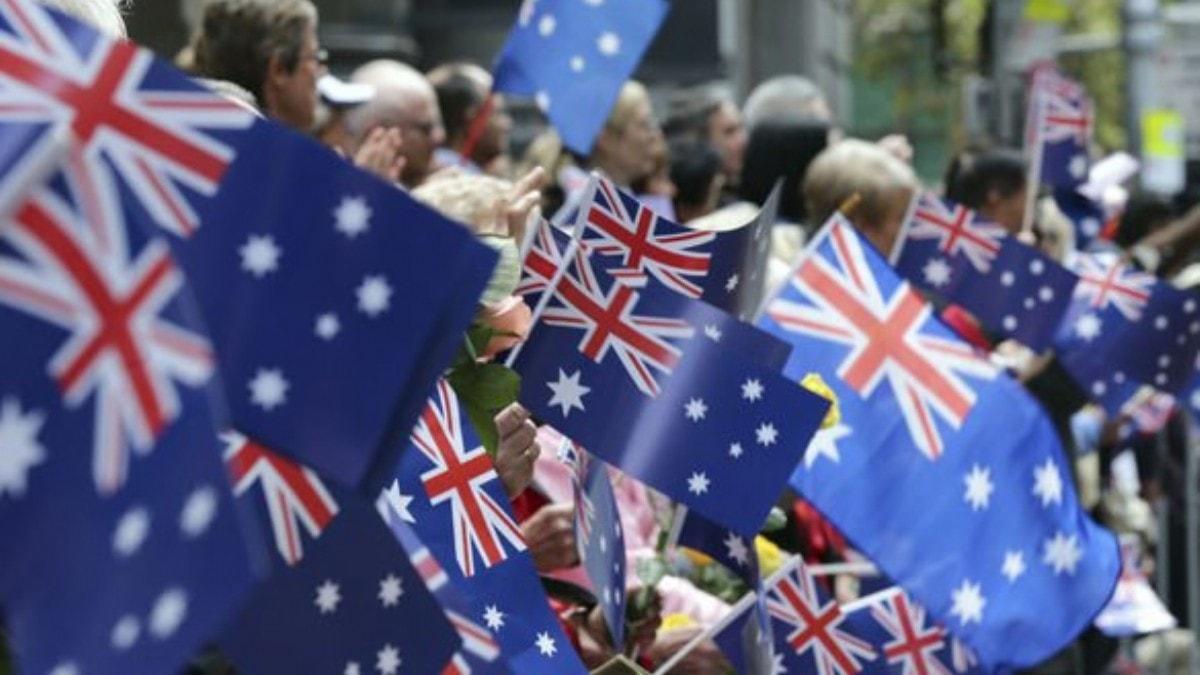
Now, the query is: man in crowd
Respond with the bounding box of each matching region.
[664,86,747,191]
[346,60,446,189]
[427,62,513,177]
[189,0,325,133]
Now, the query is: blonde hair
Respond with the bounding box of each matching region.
[803,139,918,231]
[605,80,651,135]
[411,171,514,238]
[39,0,126,38]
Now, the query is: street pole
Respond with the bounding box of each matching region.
[1123,0,1163,161]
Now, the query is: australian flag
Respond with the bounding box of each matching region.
[493,0,669,154]
[699,178,782,321]
[382,379,588,674]
[0,0,499,490]
[220,467,460,675]
[509,225,828,535]
[556,438,628,650]
[0,184,257,673]
[712,556,876,675]
[1054,251,1200,408]
[891,192,1078,351]
[670,505,760,589]
[1028,66,1093,189]
[840,587,983,675]
[1053,187,1108,252]
[757,214,1120,669]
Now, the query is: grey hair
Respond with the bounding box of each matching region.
[743,75,828,130]
[344,59,434,142]
[39,0,127,38]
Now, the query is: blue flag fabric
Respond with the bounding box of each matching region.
[0,0,498,490]
[0,184,257,673]
[492,0,669,155]
[220,459,459,675]
[1053,187,1107,252]
[1029,68,1093,189]
[1054,252,1200,406]
[556,438,628,649]
[391,521,510,675]
[841,587,983,675]
[891,192,1079,351]
[382,379,588,674]
[510,231,828,535]
[757,215,1120,669]
[670,505,760,589]
[698,181,781,321]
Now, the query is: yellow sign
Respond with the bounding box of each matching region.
[1024,0,1069,24]
[1143,109,1185,159]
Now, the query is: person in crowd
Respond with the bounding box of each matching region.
[668,138,723,224]
[41,0,125,36]
[345,60,446,189]
[426,62,513,177]
[944,148,1028,234]
[664,86,747,191]
[589,80,663,190]
[188,0,324,133]
[743,75,834,130]
[632,133,678,220]
[803,138,920,256]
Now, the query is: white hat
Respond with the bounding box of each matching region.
[317,74,375,107]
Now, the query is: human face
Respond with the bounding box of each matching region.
[268,23,324,131]
[472,95,513,170]
[707,101,746,181]
[596,99,660,186]
[980,185,1028,235]
[398,95,445,187]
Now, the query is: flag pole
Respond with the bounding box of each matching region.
[459,92,496,165]
[1022,89,1046,236]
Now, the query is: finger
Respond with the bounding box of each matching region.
[494,404,530,437]
[511,166,546,199]
[504,422,536,452]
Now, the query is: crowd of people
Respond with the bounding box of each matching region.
[26,0,1200,672]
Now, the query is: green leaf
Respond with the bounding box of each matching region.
[448,363,521,410]
[462,397,501,455]
[760,506,788,533]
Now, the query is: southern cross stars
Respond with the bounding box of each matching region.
[1002,550,1026,583]
[314,579,341,614]
[687,471,710,495]
[741,378,764,402]
[239,234,281,277]
[804,423,850,468]
[356,275,393,317]
[535,631,557,657]
[547,369,589,417]
[1074,313,1102,341]
[376,644,401,675]
[378,574,403,607]
[1042,531,1082,576]
[723,531,749,566]
[333,196,372,238]
[755,422,778,446]
[1032,458,1063,508]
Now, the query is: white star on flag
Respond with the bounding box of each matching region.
[723,531,749,566]
[378,481,416,524]
[728,442,744,459]
[538,14,556,36]
[148,588,188,638]
[1075,314,1102,341]
[704,324,722,342]
[0,397,46,498]
[684,397,708,422]
[687,471,710,495]
[725,274,739,292]
[314,312,341,340]
[113,506,150,558]
[597,31,620,56]
[923,256,952,287]
[378,574,403,607]
[755,422,778,446]
[741,378,764,402]
[376,643,401,675]
[547,369,590,417]
[248,368,289,411]
[963,464,994,511]
[111,615,140,651]
[950,579,985,626]
[314,579,341,614]
[535,631,557,657]
[1042,531,1083,576]
[333,196,372,238]
[483,604,505,631]
[570,55,585,72]
[804,423,850,468]
[356,275,393,317]
[1002,550,1026,583]
[1032,458,1063,508]
[179,485,218,538]
[239,234,281,277]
